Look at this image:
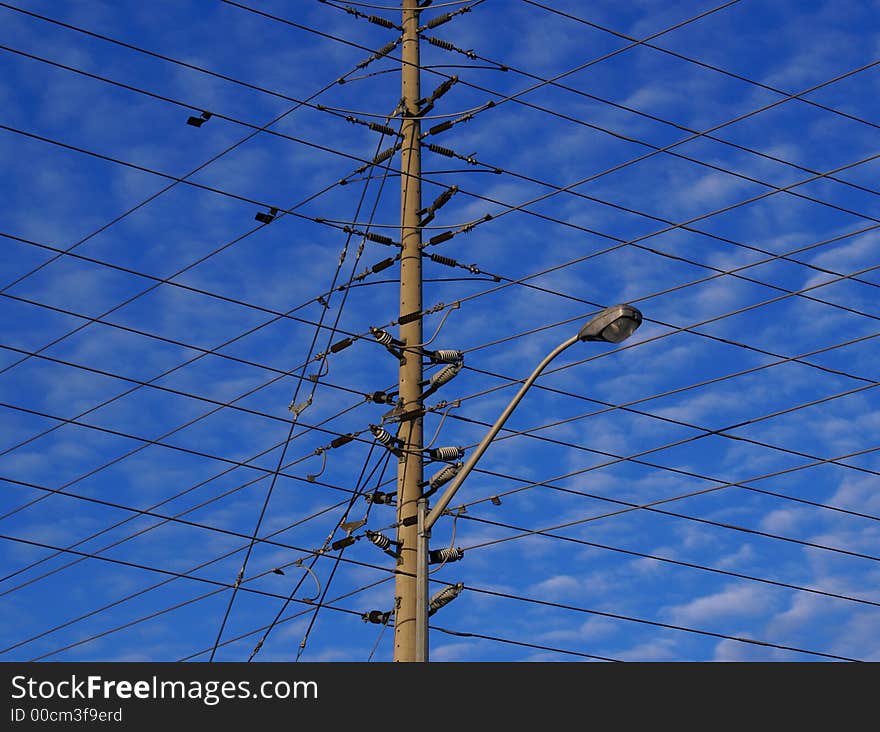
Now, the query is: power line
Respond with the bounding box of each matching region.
[457,257,880,417]
[522,0,880,133]
[12,3,873,312]
[225,0,880,235]
[13,40,878,323]
[8,0,878,333]
[0,381,371,523]
[455,513,880,610]
[12,513,849,663]
[289,451,393,662]
[177,577,396,663]
[444,405,880,521]
[0,498,350,655]
[3,257,877,577]
[6,374,877,597]
[6,90,880,376]
[0,13,367,302]
[9,318,877,523]
[0,396,374,595]
[431,626,620,662]
[206,120,395,658]
[3,214,868,512]
[6,511,853,663]
[3,0,873,664]
[451,441,880,564]
[461,584,860,662]
[454,28,880,211]
[0,474,384,564]
[0,530,388,616]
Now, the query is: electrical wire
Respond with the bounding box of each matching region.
[0,19,366,303]
[0,474,386,563]
[431,626,619,662]
[179,577,395,662]
[460,583,860,661]
[450,441,880,563]
[455,513,880,610]
[37,570,393,662]
[457,254,880,399]
[219,0,880,239]
[443,401,880,521]
[10,278,876,600]
[523,0,880,133]
[206,116,401,660]
[291,450,393,661]
[455,33,880,210]
[5,47,880,332]
[0,394,375,592]
[322,0,477,11]
[6,151,880,432]
[9,0,878,294]
[13,515,853,663]
[0,530,390,617]
[0,154,410,522]
[5,214,872,516]
[2,352,874,589]
[3,0,876,660]
[3,262,872,596]
[0,498,350,655]
[366,618,391,661]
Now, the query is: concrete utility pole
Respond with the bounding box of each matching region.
[393,0,427,663]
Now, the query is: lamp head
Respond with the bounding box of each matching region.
[578,304,643,343]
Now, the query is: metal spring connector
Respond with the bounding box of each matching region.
[428,582,464,615]
[426,349,463,364]
[366,529,402,559]
[370,326,405,360]
[429,362,462,388]
[422,462,462,497]
[429,547,464,564]
[428,445,465,461]
[371,424,404,456]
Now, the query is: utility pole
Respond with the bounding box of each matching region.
[393,0,427,663]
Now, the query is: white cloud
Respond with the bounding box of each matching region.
[662,584,775,626]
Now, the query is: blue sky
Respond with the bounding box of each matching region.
[1,0,879,662]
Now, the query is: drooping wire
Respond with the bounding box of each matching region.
[207,120,400,661]
[293,450,393,661]
[241,110,405,661]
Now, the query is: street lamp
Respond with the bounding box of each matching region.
[413,303,643,659]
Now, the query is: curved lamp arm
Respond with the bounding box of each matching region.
[422,303,642,531]
[424,332,579,531]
